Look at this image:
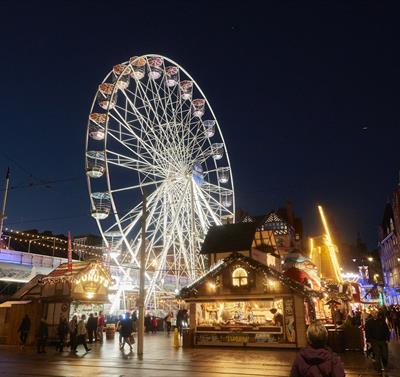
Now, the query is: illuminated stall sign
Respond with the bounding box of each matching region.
[75,268,110,288]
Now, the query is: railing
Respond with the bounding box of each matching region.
[0,248,72,269]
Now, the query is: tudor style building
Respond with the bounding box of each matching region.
[379,186,400,303]
[237,201,304,264]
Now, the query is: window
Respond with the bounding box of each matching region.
[232,267,248,287]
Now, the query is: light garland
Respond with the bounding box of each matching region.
[2,234,103,258]
[3,228,103,250]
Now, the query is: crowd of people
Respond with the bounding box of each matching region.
[17,311,106,354]
[14,302,400,376]
[289,304,399,376]
[17,309,183,355]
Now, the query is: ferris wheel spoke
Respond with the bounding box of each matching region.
[124,106,183,174]
[109,108,172,168]
[110,179,165,194]
[132,80,185,168]
[145,181,190,305]
[201,181,233,195]
[143,72,189,163]
[199,185,234,216]
[193,183,223,225]
[193,190,213,232]
[107,184,165,256]
[106,149,158,171]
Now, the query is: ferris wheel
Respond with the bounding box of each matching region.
[85,54,235,306]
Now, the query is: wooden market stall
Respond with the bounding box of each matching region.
[0,261,112,344]
[179,223,319,348]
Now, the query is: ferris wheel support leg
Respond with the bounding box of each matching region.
[144,182,189,306]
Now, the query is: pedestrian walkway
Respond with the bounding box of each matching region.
[0,333,399,376]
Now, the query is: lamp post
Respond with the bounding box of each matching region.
[28,238,42,253]
[137,192,147,357]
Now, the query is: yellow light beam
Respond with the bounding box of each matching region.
[317,205,343,283]
[309,237,314,259]
[318,205,332,244]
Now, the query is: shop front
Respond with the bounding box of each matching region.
[179,253,318,348]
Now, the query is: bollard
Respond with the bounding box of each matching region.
[173,328,180,348]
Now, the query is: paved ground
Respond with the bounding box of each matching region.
[0,333,400,377]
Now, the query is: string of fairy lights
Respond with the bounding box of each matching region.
[1,228,104,258]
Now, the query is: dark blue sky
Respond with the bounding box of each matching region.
[0,1,399,249]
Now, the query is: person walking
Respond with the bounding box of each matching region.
[36,318,48,354]
[116,315,123,346]
[395,308,400,339]
[17,314,31,349]
[119,312,133,351]
[144,313,151,333]
[151,316,158,333]
[164,312,173,335]
[365,310,390,371]
[131,310,137,333]
[86,313,97,344]
[93,312,99,341]
[97,311,105,343]
[290,321,345,377]
[176,309,184,336]
[69,315,78,353]
[56,315,69,352]
[76,314,91,353]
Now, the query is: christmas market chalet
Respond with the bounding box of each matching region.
[179,222,320,348]
[0,261,112,344]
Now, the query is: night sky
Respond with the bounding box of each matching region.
[1,1,399,250]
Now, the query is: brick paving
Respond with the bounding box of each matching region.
[0,333,399,376]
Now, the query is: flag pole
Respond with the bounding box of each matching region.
[0,167,10,239]
[68,231,73,273]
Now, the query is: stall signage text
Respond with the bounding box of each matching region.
[75,268,110,288]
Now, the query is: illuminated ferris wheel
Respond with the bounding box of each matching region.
[85,54,235,306]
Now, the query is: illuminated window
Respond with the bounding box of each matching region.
[232,267,248,287]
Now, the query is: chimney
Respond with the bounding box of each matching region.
[285,201,294,226]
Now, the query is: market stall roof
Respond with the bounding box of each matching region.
[179,252,321,300]
[46,261,90,278]
[201,222,258,254]
[0,300,31,308]
[11,274,45,300]
[40,261,112,285]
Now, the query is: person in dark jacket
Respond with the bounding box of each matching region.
[119,313,133,351]
[144,313,151,333]
[56,315,69,352]
[18,314,31,348]
[86,313,97,343]
[290,321,345,377]
[69,315,78,353]
[365,310,390,371]
[36,318,48,354]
